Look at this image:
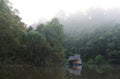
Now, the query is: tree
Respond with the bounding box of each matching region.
[0,0,25,63]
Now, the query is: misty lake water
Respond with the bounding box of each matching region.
[0,65,120,79]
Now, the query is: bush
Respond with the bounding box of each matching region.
[87,58,94,64]
[95,55,107,64]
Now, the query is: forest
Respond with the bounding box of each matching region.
[0,0,120,66]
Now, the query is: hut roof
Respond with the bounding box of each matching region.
[68,55,80,61]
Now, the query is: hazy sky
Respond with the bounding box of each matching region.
[10,0,120,25]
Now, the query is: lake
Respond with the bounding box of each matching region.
[0,65,120,79]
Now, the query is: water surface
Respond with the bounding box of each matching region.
[0,65,120,79]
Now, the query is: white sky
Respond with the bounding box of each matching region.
[10,0,120,25]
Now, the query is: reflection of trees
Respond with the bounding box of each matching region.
[66,65,120,79]
[80,65,120,79]
[0,65,120,79]
[0,66,67,79]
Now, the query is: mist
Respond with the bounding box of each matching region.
[55,7,120,38]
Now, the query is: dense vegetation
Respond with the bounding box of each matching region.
[24,18,65,66]
[59,7,120,64]
[0,0,26,64]
[0,0,65,66]
[0,0,120,65]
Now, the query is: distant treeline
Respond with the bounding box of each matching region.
[59,7,120,64]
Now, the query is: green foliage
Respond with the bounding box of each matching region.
[65,25,120,63]
[15,18,65,65]
[87,58,94,64]
[95,55,107,64]
[35,18,65,65]
[0,3,65,65]
[0,0,25,63]
[0,0,10,13]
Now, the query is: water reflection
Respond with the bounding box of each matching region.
[0,65,120,79]
[0,66,66,79]
[67,66,82,76]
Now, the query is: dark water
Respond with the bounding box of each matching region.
[0,65,120,79]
